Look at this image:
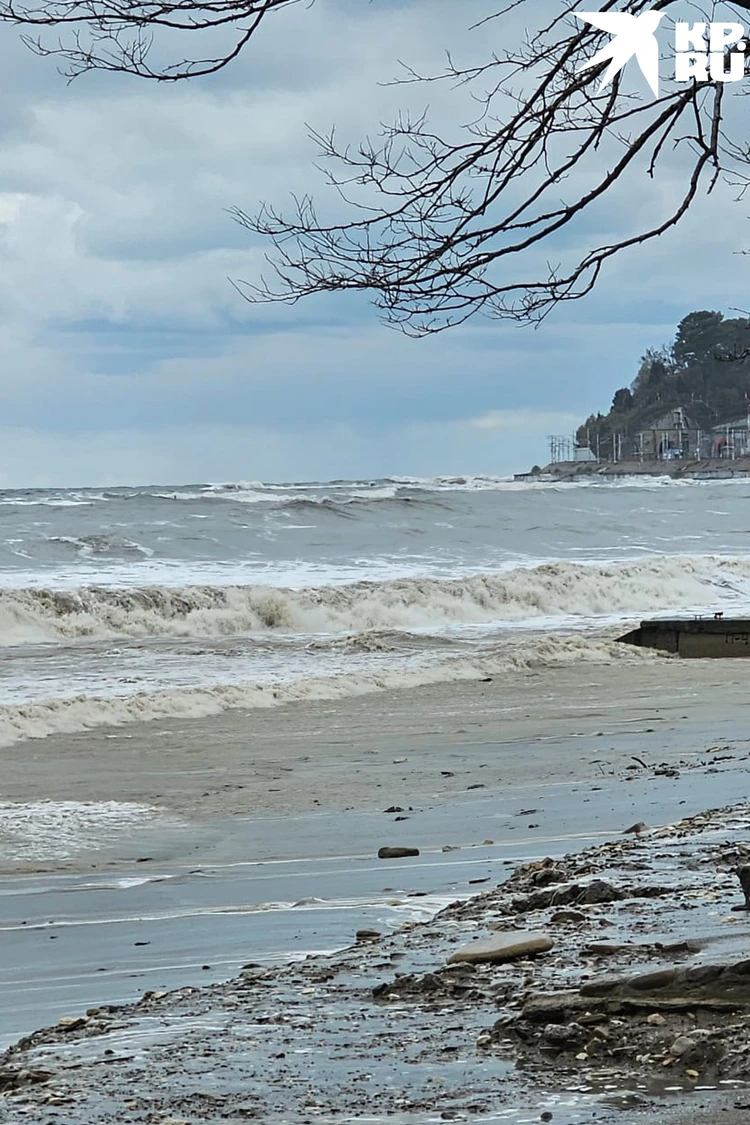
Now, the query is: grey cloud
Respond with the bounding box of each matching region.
[0,0,744,484]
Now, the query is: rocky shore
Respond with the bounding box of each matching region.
[3,802,750,1124]
[515,457,750,483]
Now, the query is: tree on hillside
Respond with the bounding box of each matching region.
[577,309,750,453]
[2,1,750,331]
[673,311,726,366]
[611,388,634,413]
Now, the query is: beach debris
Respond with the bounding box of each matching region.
[448,931,554,965]
[735,865,750,909]
[377,846,419,859]
[511,878,624,913]
[549,910,586,926]
[584,942,634,957]
[0,1067,54,1093]
[521,960,750,1017]
[670,1035,697,1056]
[7,799,750,1120]
[373,964,489,1004]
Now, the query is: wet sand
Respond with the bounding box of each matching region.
[3,801,750,1124]
[2,655,749,872]
[2,656,750,1122]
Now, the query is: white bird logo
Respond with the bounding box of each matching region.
[574,9,665,97]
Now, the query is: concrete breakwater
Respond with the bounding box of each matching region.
[515,456,750,482]
[619,617,750,658]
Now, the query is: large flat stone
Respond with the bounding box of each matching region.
[448,931,554,965]
[521,960,750,1021]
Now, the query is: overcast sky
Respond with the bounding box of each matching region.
[0,0,745,487]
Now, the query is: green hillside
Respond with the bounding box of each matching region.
[577,311,750,459]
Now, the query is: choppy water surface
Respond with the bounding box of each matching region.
[1,474,749,746]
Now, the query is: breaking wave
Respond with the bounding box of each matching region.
[0,634,659,748]
[0,555,747,647]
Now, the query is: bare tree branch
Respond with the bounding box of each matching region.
[230,1,744,331]
[1,0,305,79]
[2,0,750,328]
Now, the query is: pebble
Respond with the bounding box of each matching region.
[378,847,420,859]
[670,1035,696,1056]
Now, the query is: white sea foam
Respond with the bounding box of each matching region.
[0,634,659,748]
[0,555,747,647]
[0,799,165,861]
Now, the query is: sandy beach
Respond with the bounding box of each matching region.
[2,654,750,1124]
[2,652,749,867]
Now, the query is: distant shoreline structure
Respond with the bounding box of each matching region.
[515,456,750,482]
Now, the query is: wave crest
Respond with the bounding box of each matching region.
[0,555,747,646]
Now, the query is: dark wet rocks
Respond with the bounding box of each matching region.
[0,1068,54,1094]
[582,938,703,959]
[488,957,750,1081]
[580,961,750,1008]
[373,963,495,1004]
[509,878,671,913]
[735,864,750,909]
[517,961,750,1024]
[448,932,554,965]
[377,846,420,859]
[549,909,587,925]
[510,879,620,912]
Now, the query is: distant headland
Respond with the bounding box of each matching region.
[518,310,750,481]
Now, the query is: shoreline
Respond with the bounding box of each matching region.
[3,799,750,1124]
[2,654,749,874]
[3,664,750,1122]
[515,456,750,482]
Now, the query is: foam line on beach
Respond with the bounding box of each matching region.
[0,633,659,747]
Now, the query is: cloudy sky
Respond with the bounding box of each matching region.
[0,0,746,486]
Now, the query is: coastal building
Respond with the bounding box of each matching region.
[710,416,750,458]
[635,407,710,461]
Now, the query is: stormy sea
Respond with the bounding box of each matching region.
[1,472,749,749]
[4,473,750,1125]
